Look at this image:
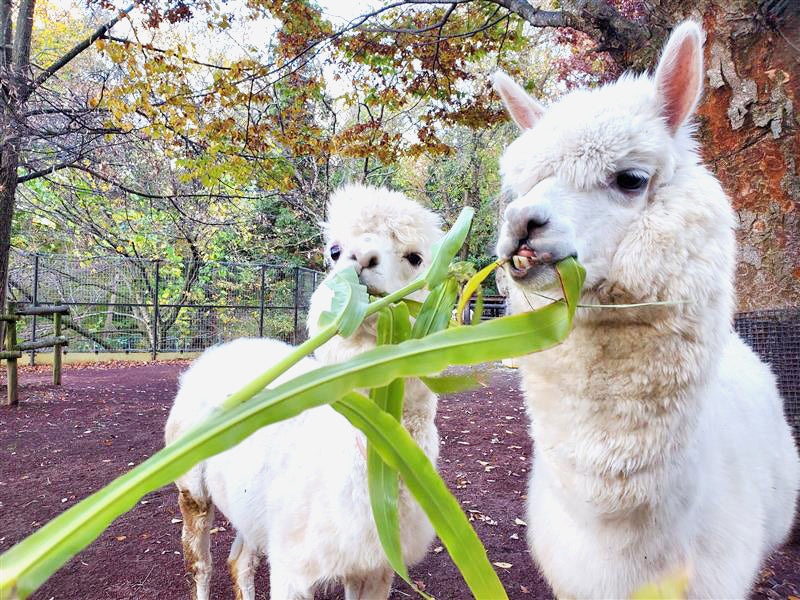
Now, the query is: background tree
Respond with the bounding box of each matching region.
[6,0,798,330]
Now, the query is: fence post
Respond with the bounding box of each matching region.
[293,267,301,345]
[259,265,266,338]
[5,304,18,406]
[29,253,39,366]
[152,260,160,361]
[53,312,62,385]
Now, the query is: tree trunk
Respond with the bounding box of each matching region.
[0,132,19,345]
[625,1,799,310]
[695,2,799,311]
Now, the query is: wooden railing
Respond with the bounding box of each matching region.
[1,304,69,406]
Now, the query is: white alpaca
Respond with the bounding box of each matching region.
[165,184,443,600]
[493,22,799,599]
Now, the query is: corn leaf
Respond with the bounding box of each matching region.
[0,258,584,600]
[316,266,370,337]
[425,209,474,288]
[411,278,459,339]
[420,372,484,395]
[335,392,506,599]
[366,305,425,597]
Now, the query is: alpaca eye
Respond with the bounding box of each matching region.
[405,252,423,267]
[615,170,650,193]
[329,244,341,261]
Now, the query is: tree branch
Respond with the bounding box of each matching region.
[29,3,134,97]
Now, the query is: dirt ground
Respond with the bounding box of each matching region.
[1,361,798,600]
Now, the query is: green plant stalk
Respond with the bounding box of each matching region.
[219,322,337,411]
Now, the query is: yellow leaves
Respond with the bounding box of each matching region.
[631,569,690,600]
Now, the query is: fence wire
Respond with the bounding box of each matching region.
[7,251,321,356]
[734,308,800,435]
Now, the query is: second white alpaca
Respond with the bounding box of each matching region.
[493,22,799,598]
[165,184,443,600]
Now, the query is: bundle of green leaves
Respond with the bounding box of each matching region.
[1,208,585,600]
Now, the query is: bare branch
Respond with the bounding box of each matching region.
[30,3,134,97]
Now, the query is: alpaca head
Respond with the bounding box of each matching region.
[307,183,443,340]
[494,22,732,315]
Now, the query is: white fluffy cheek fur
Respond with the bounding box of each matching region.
[568,192,646,291]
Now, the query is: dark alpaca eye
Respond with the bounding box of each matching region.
[405,252,423,267]
[615,170,650,192]
[329,244,341,261]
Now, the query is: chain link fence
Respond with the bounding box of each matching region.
[7,251,321,358]
[734,308,800,436]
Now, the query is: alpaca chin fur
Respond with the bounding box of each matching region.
[165,184,443,600]
[494,21,800,599]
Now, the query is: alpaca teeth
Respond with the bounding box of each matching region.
[512,255,531,270]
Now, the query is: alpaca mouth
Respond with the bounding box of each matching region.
[509,243,551,279]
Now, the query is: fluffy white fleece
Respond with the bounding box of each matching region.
[165,184,443,600]
[493,21,799,599]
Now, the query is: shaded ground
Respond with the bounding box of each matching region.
[1,362,798,599]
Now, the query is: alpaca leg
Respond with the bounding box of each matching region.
[268,564,314,600]
[344,567,394,600]
[228,533,260,600]
[177,488,215,600]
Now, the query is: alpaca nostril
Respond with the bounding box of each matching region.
[352,252,379,270]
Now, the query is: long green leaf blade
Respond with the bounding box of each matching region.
[411,278,459,339]
[334,392,508,599]
[425,208,474,288]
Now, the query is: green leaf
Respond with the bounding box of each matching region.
[1,258,584,600]
[367,304,425,596]
[335,392,506,599]
[317,266,369,337]
[420,372,484,395]
[411,278,459,339]
[425,208,474,288]
[456,259,503,325]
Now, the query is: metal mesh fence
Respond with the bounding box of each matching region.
[734,308,800,435]
[7,251,321,357]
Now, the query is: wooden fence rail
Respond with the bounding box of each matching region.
[2,304,69,406]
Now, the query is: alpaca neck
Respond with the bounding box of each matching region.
[520,308,724,515]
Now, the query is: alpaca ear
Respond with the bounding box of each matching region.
[492,70,545,130]
[654,21,705,133]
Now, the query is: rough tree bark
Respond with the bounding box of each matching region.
[694,1,799,311]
